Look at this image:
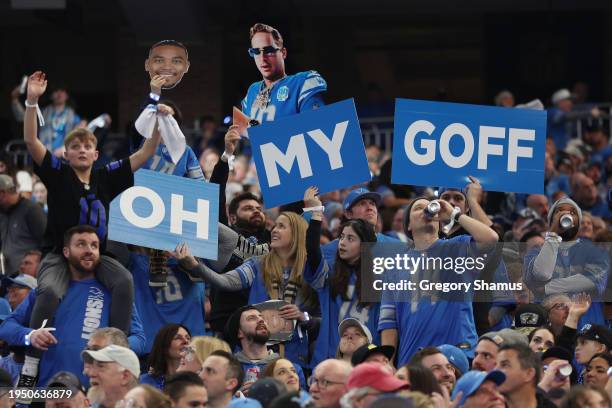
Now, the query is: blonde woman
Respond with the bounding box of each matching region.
[173,211,320,369]
[177,336,232,373]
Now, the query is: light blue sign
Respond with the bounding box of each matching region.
[391,99,546,194]
[108,170,219,260]
[249,98,371,208]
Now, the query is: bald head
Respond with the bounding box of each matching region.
[526,194,548,218]
[571,172,598,206]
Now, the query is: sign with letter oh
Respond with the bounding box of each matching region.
[249,98,371,208]
[391,99,546,194]
[108,170,219,259]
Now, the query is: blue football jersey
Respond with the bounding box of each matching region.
[129,253,206,353]
[241,71,327,123]
[143,144,204,180]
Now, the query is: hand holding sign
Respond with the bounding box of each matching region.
[224,125,241,155]
[232,107,252,138]
[303,186,322,208]
[465,175,484,203]
[170,242,198,270]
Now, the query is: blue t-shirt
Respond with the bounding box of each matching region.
[0,279,146,387]
[305,256,380,368]
[233,257,321,368]
[241,71,326,123]
[130,253,206,353]
[378,235,482,365]
[142,144,204,181]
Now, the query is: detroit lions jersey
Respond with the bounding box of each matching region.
[143,144,204,180]
[241,71,327,123]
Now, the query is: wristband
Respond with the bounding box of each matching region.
[24,100,45,127]
[303,311,310,322]
[302,206,324,213]
[24,330,33,346]
[149,92,160,102]
[545,232,562,243]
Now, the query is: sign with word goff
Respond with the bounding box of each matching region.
[391,99,547,194]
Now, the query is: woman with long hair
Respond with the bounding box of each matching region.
[302,187,380,368]
[262,358,301,392]
[173,211,319,368]
[140,324,191,390]
[584,353,612,388]
[177,336,232,373]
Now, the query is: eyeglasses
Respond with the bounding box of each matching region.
[248,46,281,57]
[309,376,345,389]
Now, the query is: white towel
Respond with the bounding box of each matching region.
[134,104,186,164]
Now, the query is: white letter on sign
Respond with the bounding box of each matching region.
[170,194,209,239]
[478,126,505,170]
[404,120,436,165]
[439,123,474,168]
[306,120,348,170]
[260,135,313,188]
[119,186,165,229]
[508,128,535,172]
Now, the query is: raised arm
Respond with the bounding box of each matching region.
[171,242,249,291]
[23,72,48,166]
[439,199,498,249]
[128,103,169,171]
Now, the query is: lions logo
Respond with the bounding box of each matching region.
[276,86,289,102]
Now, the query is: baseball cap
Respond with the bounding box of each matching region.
[338,318,373,344]
[451,370,506,407]
[479,328,528,348]
[46,371,86,395]
[0,298,11,321]
[541,346,573,363]
[347,362,409,392]
[249,378,286,408]
[81,345,140,378]
[514,304,548,335]
[351,344,395,366]
[343,188,381,211]
[552,89,572,105]
[0,175,14,191]
[438,344,469,375]
[227,398,263,408]
[577,324,612,349]
[4,274,37,290]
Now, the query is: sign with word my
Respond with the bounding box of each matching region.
[108,170,219,259]
[249,98,371,208]
[391,99,546,194]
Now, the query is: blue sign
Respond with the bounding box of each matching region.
[108,170,219,259]
[249,98,371,208]
[391,99,547,194]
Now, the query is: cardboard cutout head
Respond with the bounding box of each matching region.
[145,40,190,90]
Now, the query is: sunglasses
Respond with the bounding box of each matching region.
[248,46,281,57]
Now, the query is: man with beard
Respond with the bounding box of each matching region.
[524,197,609,325]
[224,305,305,392]
[82,345,140,408]
[410,347,457,393]
[0,226,145,391]
[209,193,270,337]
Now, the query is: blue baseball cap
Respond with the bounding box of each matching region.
[451,370,506,407]
[343,188,381,211]
[227,398,263,408]
[438,344,469,375]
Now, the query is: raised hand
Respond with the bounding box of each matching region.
[157,103,175,116]
[437,199,455,222]
[26,71,47,102]
[150,74,167,95]
[170,242,198,270]
[465,175,483,203]
[569,293,591,317]
[303,186,321,208]
[224,125,241,155]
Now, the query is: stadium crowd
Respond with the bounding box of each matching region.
[0,22,611,408]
